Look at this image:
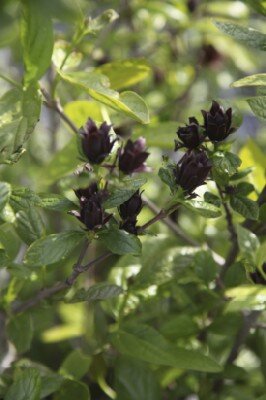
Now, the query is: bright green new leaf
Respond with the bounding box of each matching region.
[64,100,103,127]
[111,324,221,372]
[25,231,86,267]
[99,227,142,255]
[7,314,33,354]
[21,0,54,83]
[232,73,266,87]
[97,59,151,90]
[58,71,149,123]
[215,21,266,51]
[5,368,41,400]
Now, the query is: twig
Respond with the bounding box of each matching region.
[41,88,79,134]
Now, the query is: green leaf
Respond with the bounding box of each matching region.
[158,165,176,193]
[133,121,178,149]
[230,195,259,220]
[0,249,10,268]
[21,0,54,83]
[59,350,91,380]
[235,182,254,196]
[0,182,11,211]
[215,21,266,51]
[0,86,41,164]
[193,250,217,284]
[38,193,77,212]
[97,59,151,90]
[115,357,161,400]
[38,137,80,185]
[232,73,266,88]
[160,315,198,339]
[212,151,242,177]
[58,71,149,124]
[99,229,142,255]
[5,367,41,400]
[7,314,33,354]
[237,225,260,267]
[64,100,103,127]
[104,177,146,209]
[69,283,124,302]
[183,200,222,218]
[10,188,41,211]
[24,231,85,267]
[247,96,266,120]
[85,9,119,34]
[99,227,142,256]
[111,324,221,373]
[15,206,45,245]
[53,379,90,400]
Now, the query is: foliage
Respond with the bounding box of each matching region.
[0,0,265,399]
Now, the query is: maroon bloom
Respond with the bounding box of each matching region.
[176,117,204,149]
[174,150,212,194]
[119,137,149,175]
[80,118,116,164]
[70,182,110,231]
[201,101,235,142]
[119,191,143,235]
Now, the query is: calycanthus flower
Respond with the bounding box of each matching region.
[201,100,235,142]
[174,150,212,195]
[80,118,116,164]
[176,117,204,149]
[118,137,149,175]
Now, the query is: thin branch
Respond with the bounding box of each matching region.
[41,88,79,134]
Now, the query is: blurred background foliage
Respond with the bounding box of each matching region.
[0,0,265,399]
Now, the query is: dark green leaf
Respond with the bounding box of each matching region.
[212,151,242,177]
[15,207,45,245]
[59,350,91,380]
[104,177,146,209]
[24,231,86,267]
[193,250,217,284]
[115,357,161,400]
[237,225,260,267]
[160,315,198,339]
[69,283,124,302]
[235,182,254,196]
[7,314,33,354]
[99,227,142,255]
[21,0,54,83]
[38,193,77,212]
[111,324,221,372]
[53,379,90,400]
[230,195,259,220]
[158,165,176,193]
[5,368,41,400]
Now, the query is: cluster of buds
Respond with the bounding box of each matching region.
[70,182,110,231]
[174,100,236,195]
[176,100,235,149]
[118,190,143,234]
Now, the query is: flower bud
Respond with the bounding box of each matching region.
[70,182,110,231]
[80,118,116,164]
[201,101,235,142]
[174,150,212,194]
[120,218,138,235]
[119,191,143,220]
[176,117,204,149]
[119,137,149,175]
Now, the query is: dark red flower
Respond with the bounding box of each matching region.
[176,117,204,149]
[201,101,235,142]
[70,182,110,231]
[174,150,212,194]
[119,138,149,175]
[119,191,143,220]
[80,118,116,164]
